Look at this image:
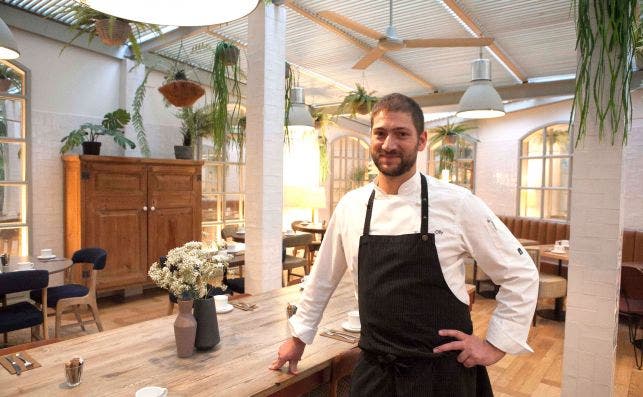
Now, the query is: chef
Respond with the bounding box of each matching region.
[270,93,538,396]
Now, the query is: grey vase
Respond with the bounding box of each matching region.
[193,297,220,351]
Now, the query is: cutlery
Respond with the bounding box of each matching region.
[4,356,21,375]
[323,327,358,338]
[15,353,32,368]
[231,302,256,311]
[322,328,357,342]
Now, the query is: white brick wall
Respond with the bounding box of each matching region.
[244,4,286,294]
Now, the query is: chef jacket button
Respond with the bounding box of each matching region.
[422,235,429,241]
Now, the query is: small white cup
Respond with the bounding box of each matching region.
[347,310,360,329]
[214,295,229,308]
[135,387,168,397]
[40,248,53,257]
[16,261,35,271]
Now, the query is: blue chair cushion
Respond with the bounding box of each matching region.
[31,284,89,308]
[225,278,245,294]
[0,301,44,333]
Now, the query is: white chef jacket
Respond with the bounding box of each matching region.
[288,172,538,355]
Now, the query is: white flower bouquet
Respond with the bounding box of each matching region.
[148,241,230,300]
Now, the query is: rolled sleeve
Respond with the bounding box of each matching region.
[458,193,539,355]
[288,205,348,344]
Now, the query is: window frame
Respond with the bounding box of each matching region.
[516,122,573,221]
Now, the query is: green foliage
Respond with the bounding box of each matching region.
[337,84,378,118]
[429,120,478,147]
[131,67,152,157]
[60,109,136,153]
[284,62,295,144]
[0,64,21,91]
[53,3,161,65]
[570,0,637,146]
[210,41,242,156]
[313,112,335,183]
[176,106,214,147]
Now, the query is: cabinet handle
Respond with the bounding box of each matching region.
[151,206,156,211]
[143,206,148,211]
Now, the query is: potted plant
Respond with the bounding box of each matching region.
[159,69,206,108]
[60,109,136,155]
[54,3,161,65]
[429,120,478,178]
[210,41,242,155]
[148,241,229,355]
[337,84,378,118]
[0,64,20,93]
[174,106,212,160]
[313,112,335,183]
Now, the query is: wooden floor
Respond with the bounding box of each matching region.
[4,289,642,396]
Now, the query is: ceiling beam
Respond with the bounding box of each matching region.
[440,0,527,83]
[285,0,437,92]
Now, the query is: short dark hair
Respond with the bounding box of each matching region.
[370,93,424,135]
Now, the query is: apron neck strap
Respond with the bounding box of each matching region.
[363,174,430,236]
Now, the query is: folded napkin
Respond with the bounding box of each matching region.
[1,352,41,375]
[320,330,359,344]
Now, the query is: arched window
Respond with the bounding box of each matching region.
[329,135,373,212]
[0,60,29,255]
[518,123,572,220]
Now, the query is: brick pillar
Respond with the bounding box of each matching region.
[244,4,286,293]
[561,10,626,397]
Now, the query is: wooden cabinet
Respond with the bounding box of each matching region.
[63,155,203,292]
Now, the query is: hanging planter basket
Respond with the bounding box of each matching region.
[221,46,240,66]
[94,19,131,46]
[158,80,206,107]
[356,103,370,115]
[0,78,11,93]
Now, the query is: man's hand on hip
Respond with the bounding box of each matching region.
[269,337,306,374]
[433,329,505,367]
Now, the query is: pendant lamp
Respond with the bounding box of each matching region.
[0,17,20,59]
[456,58,505,119]
[288,87,314,129]
[75,0,260,27]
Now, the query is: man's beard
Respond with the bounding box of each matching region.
[371,147,418,177]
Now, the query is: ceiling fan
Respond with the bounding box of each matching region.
[319,0,493,70]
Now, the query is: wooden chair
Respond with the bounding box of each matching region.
[283,233,313,287]
[619,265,643,369]
[529,247,567,326]
[0,270,49,342]
[31,248,106,338]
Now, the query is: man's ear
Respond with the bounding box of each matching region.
[418,130,428,151]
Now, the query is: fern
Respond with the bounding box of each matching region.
[131,67,152,157]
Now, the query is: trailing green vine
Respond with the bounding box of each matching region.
[131,67,152,157]
[570,0,637,146]
[211,41,242,157]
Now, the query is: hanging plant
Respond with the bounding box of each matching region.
[158,69,206,108]
[130,67,152,157]
[313,112,335,183]
[210,41,243,156]
[284,62,295,144]
[570,0,638,146]
[53,3,161,65]
[429,120,478,178]
[337,84,378,118]
[0,64,21,93]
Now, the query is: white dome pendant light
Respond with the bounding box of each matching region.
[456,52,505,119]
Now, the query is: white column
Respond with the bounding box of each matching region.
[244,3,286,293]
[561,11,626,397]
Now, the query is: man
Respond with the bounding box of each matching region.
[270,93,538,396]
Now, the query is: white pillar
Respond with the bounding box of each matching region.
[244,3,286,293]
[561,9,626,396]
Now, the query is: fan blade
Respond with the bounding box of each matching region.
[404,38,494,48]
[318,11,383,40]
[352,47,386,70]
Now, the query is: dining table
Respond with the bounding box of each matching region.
[0,276,359,396]
[3,255,72,275]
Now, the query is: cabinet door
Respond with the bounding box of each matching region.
[83,162,148,290]
[147,165,202,265]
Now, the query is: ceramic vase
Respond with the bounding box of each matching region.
[174,299,197,358]
[193,297,220,350]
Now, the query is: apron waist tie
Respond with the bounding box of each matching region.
[362,349,447,376]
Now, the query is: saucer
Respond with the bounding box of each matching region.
[341,321,361,333]
[37,254,56,260]
[550,249,566,254]
[216,304,233,314]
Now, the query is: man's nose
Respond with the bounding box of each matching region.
[382,135,396,150]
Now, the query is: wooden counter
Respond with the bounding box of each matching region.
[0,278,358,396]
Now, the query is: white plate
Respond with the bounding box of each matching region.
[341,321,361,333]
[37,254,56,260]
[216,304,233,314]
[550,249,566,254]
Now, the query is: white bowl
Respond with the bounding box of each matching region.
[135,386,168,397]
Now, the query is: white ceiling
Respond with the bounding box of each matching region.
[3,0,581,114]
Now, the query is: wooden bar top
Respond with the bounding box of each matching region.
[0,278,358,397]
